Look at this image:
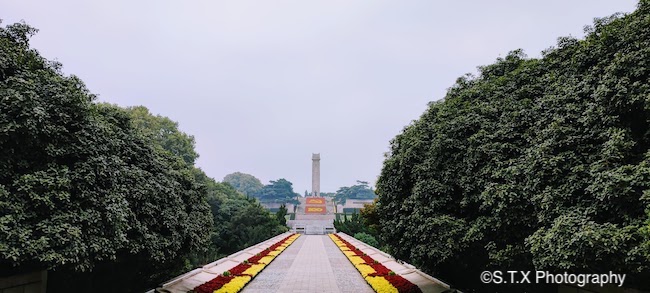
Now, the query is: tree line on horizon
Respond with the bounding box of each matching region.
[223,172,377,206]
[222,172,383,248]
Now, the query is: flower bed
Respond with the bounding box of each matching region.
[190,233,300,293]
[329,234,422,293]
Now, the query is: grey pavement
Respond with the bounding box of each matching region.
[242,235,373,293]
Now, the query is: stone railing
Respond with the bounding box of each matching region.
[146,232,294,293]
[291,223,336,235]
[337,232,455,293]
[0,270,47,293]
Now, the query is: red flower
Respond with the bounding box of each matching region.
[359,254,375,264]
[384,275,422,293]
[367,263,391,276]
[229,263,252,276]
[192,275,234,293]
[333,234,422,293]
[247,235,295,264]
[192,234,298,292]
[247,253,266,264]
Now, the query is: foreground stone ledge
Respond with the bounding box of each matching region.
[336,233,452,293]
[148,232,294,293]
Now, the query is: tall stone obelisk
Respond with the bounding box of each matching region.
[311,153,320,197]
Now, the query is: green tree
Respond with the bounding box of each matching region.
[334,212,368,236]
[189,171,286,266]
[228,201,287,248]
[276,204,288,227]
[125,105,198,165]
[353,232,379,248]
[334,180,377,205]
[376,3,650,292]
[123,109,288,268]
[223,172,264,196]
[359,199,380,236]
[254,178,300,203]
[0,21,211,292]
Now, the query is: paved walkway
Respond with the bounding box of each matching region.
[242,235,374,293]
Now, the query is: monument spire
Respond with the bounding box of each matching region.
[311,153,320,197]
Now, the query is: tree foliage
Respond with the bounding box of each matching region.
[122,109,287,269]
[353,232,379,248]
[223,172,263,196]
[334,212,369,236]
[276,204,288,227]
[124,106,199,165]
[334,181,377,205]
[376,3,650,292]
[0,20,287,292]
[198,179,286,261]
[0,21,211,292]
[359,199,380,236]
[254,178,300,203]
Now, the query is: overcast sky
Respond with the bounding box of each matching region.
[2,0,639,193]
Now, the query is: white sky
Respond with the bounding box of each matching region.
[1,0,639,193]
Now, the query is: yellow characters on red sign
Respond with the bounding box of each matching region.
[305,206,326,214]
[306,198,325,204]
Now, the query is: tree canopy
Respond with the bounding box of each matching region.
[120,107,287,270]
[0,20,286,292]
[223,172,263,196]
[254,178,300,203]
[124,105,199,165]
[334,181,377,205]
[192,173,286,265]
[376,2,650,292]
[0,21,211,292]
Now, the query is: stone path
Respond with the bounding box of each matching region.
[242,235,374,293]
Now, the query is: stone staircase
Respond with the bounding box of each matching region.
[289,196,336,234]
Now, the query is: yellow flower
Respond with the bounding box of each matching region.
[343,251,357,258]
[348,256,365,266]
[258,256,275,264]
[364,276,398,293]
[193,235,301,293]
[242,264,265,277]
[329,235,398,293]
[355,264,376,277]
[214,276,251,293]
